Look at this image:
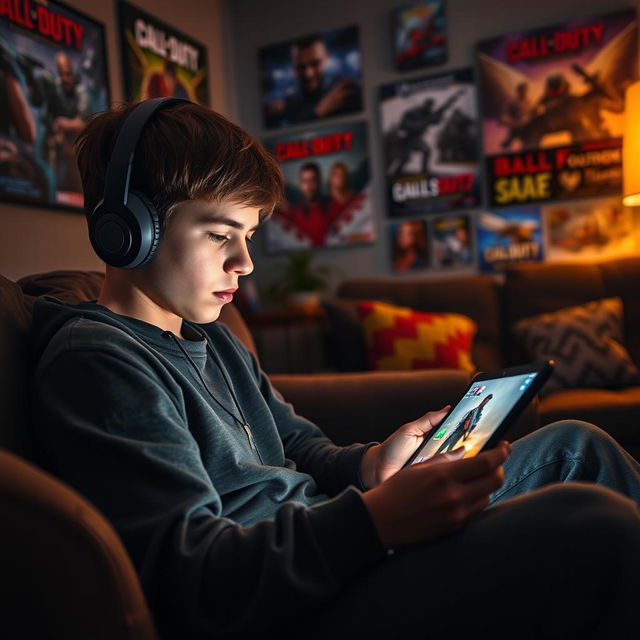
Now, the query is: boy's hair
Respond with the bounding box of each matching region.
[75,101,284,227]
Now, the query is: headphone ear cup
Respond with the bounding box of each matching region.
[126,189,161,268]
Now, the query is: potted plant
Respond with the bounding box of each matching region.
[267,250,334,312]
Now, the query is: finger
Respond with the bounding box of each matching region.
[404,406,450,437]
[425,405,451,428]
[423,447,465,466]
[447,445,509,483]
[459,466,506,504]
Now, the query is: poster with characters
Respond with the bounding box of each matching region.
[118,1,209,105]
[379,67,481,217]
[259,25,363,129]
[263,121,375,252]
[543,197,638,262]
[476,208,544,273]
[431,213,473,268]
[389,219,429,273]
[477,9,637,208]
[393,1,447,72]
[0,0,110,209]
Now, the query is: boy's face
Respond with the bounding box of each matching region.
[135,198,258,326]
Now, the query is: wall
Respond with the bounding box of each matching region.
[0,0,231,281]
[227,0,640,297]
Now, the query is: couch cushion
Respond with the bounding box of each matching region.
[512,298,640,397]
[357,300,476,372]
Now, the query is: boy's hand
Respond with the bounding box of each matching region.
[362,442,510,548]
[360,406,452,489]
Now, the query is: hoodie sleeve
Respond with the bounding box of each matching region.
[32,321,386,638]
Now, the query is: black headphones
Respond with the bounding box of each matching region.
[89,97,190,269]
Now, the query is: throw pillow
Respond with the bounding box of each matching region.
[512,297,640,396]
[356,300,477,372]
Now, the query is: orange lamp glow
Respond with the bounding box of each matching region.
[623,81,640,207]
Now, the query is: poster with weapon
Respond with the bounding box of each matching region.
[379,67,481,217]
[118,1,209,105]
[0,0,110,209]
[263,121,375,252]
[477,9,637,208]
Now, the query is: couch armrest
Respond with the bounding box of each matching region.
[270,369,472,446]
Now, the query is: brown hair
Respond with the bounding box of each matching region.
[75,101,283,227]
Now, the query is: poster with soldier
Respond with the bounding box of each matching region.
[118,1,209,105]
[0,0,109,209]
[477,9,637,208]
[263,120,375,252]
[259,25,363,129]
[431,213,473,269]
[379,67,481,217]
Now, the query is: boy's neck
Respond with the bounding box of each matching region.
[97,268,184,337]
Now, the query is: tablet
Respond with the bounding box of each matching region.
[403,360,555,467]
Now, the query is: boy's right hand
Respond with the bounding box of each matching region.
[361,442,509,549]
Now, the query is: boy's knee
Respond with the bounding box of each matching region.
[534,419,617,451]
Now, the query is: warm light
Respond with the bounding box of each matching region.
[623,81,640,206]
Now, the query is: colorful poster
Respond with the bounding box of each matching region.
[0,0,110,209]
[118,1,209,105]
[477,9,637,208]
[393,1,447,72]
[379,67,481,217]
[476,208,544,273]
[543,197,638,262]
[389,219,429,272]
[431,213,473,268]
[263,121,374,252]
[259,25,363,129]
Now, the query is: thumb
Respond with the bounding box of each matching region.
[426,405,451,429]
[407,405,451,437]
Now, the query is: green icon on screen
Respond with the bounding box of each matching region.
[433,427,448,440]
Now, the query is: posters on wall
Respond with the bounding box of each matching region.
[477,9,638,209]
[476,208,544,273]
[259,25,363,129]
[263,120,375,252]
[392,1,447,72]
[389,219,429,272]
[118,1,209,105]
[542,197,638,262]
[431,213,474,268]
[0,0,109,209]
[379,67,481,218]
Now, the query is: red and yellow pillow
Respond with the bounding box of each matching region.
[356,300,477,372]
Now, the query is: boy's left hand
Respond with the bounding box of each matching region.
[360,406,457,488]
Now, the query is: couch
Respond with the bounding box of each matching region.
[0,268,480,638]
[329,256,640,460]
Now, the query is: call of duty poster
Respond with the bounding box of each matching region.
[393,1,447,72]
[431,213,473,269]
[476,208,544,273]
[118,1,209,105]
[0,0,109,209]
[543,197,638,263]
[260,25,363,130]
[379,67,481,218]
[477,9,637,208]
[263,121,375,252]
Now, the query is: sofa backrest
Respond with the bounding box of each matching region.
[0,269,257,459]
[502,256,640,366]
[336,275,504,373]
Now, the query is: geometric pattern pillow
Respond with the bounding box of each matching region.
[512,297,640,397]
[356,300,477,372]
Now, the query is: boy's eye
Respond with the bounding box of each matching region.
[208,232,229,244]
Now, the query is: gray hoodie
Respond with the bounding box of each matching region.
[30,296,385,638]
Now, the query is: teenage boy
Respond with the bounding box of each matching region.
[31,100,640,639]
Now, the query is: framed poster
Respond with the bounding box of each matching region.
[118,1,209,105]
[389,219,429,272]
[260,25,363,129]
[263,120,375,252]
[476,208,544,273]
[431,213,473,268]
[477,9,637,208]
[0,0,110,210]
[379,67,481,217]
[393,1,447,72]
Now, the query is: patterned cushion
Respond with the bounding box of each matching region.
[512,297,640,397]
[356,300,477,372]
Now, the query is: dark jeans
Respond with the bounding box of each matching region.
[309,421,640,639]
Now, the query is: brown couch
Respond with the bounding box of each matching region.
[333,256,640,460]
[0,268,477,637]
